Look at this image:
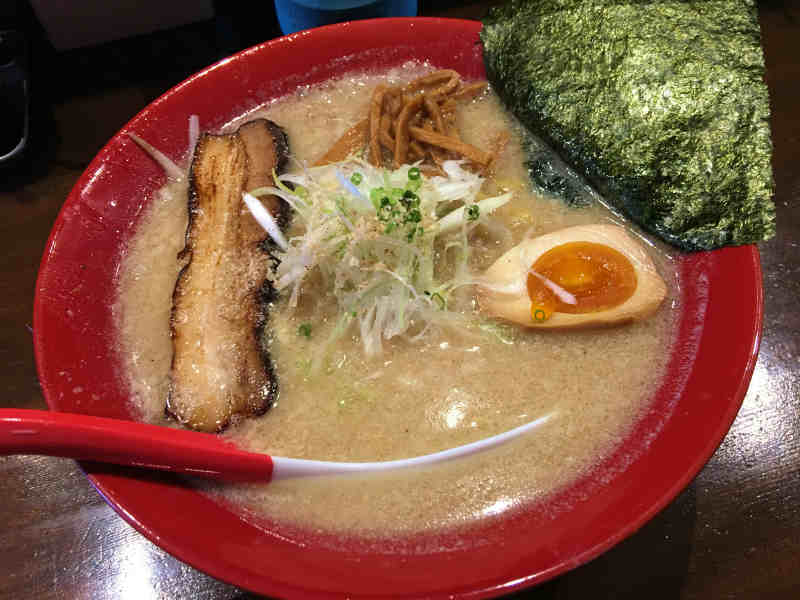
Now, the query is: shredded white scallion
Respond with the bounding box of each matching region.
[242,192,289,251]
[187,115,200,164]
[435,192,512,234]
[128,132,185,181]
[242,158,512,360]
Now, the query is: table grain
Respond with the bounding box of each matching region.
[1,2,798,598]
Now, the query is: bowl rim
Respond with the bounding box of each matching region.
[33,17,763,598]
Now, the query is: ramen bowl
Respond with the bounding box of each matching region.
[33,18,762,598]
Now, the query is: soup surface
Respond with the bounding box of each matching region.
[114,62,679,538]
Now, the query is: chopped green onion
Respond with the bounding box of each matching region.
[425,291,446,310]
[467,204,480,221]
[406,209,422,223]
[263,158,507,359]
[435,192,512,234]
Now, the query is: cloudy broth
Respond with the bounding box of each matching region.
[114,62,679,537]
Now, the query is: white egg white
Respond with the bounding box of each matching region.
[476,224,667,330]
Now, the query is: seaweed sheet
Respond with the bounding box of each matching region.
[481,0,775,251]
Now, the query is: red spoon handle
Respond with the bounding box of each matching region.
[0,409,274,482]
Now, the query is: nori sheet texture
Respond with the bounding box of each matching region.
[481,0,775,251]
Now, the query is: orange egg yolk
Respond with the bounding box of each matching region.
[526,242,637,322]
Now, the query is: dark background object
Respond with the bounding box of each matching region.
[0,29,29,164]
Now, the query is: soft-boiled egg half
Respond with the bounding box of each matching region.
[476,224,667,330]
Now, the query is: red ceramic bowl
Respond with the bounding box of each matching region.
[33,18,762,598]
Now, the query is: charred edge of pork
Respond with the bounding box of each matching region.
[252,121,289,415]
[257,118,293,228]
[254,278,280,409]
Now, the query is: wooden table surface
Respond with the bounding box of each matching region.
[1,2,798,598]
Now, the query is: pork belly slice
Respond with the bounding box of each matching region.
[238,119,290,245]
[168,121,287,432]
